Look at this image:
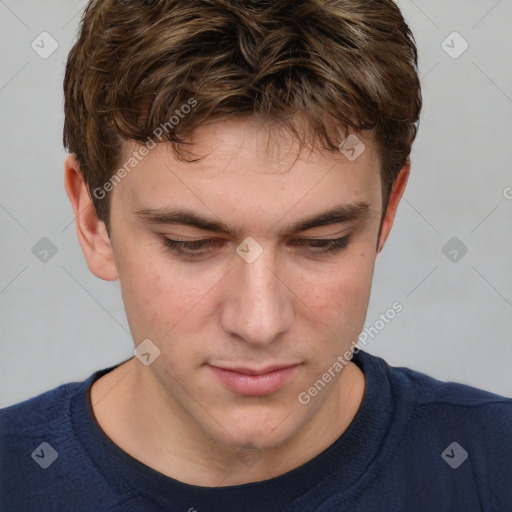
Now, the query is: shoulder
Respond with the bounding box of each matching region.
[0,380,81,508]
[0,382,79,438]
[358,350,512,448]
[0,362,123,437]
[0,369,122,511]
[360,352,512,507]
[385,357,512,412]
[0,378,89,474]
[358,349,512,409]
[378,355,512,468]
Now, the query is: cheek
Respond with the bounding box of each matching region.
[299,250,375,343]
[115,243,226,346]
[121,268,198,332]
[114,243,181,335]
[307,250,374,308]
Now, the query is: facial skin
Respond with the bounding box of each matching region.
[65,117,409,486]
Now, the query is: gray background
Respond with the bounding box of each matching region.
[1,0,511,407]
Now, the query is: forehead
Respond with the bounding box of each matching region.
[112,118,383,230]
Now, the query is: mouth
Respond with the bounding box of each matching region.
[207,363,301,397]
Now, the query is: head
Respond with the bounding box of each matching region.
[63,0,421,450]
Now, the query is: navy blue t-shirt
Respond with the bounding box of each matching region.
[1,349,511,511]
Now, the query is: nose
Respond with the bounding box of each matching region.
[220,242,294,347]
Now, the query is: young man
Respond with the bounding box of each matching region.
[1,0,511,510]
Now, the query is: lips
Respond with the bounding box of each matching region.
[216,364,298,375]
[207,363,301,397]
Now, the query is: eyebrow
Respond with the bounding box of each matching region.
[135,201,371,237]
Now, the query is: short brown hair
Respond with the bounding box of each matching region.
[63,0,422,228]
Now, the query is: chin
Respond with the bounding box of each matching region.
[203,411,300,452]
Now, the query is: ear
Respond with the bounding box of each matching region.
[64,154,118,281]
[377,158,410,253]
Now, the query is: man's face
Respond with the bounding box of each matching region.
[107,118,384,450]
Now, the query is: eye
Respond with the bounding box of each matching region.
[162,235,351,259]
[289,236,350,254]
[163,238,218,258]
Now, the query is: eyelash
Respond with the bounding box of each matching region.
[162,236,350,258]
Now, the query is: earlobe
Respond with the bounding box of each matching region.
[377,159,410,254]
[64,154,119,281]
